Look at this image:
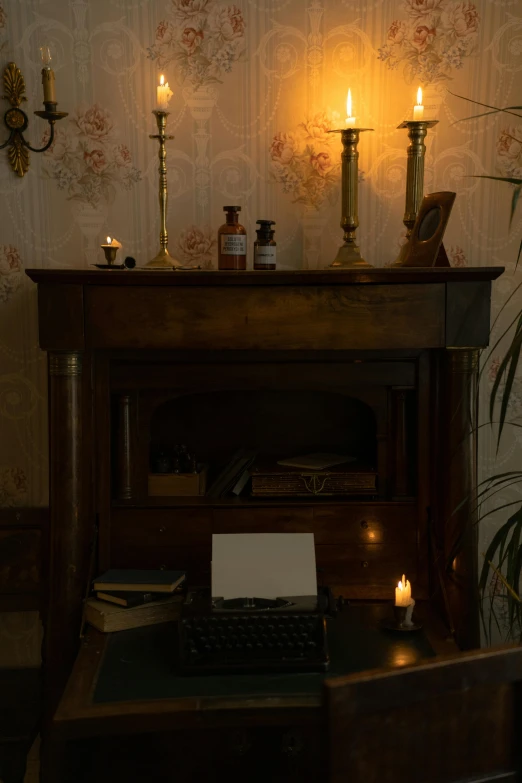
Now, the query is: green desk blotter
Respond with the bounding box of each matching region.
[93,605,435,704]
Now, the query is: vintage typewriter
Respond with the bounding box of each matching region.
[179,586,336,675]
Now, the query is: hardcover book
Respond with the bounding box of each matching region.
[93,569,186,593]
[96,590,164,608]
[85,595,183,633]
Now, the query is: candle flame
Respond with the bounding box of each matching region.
[346,88,352,119]
[416,87,422,106]
[398,580,402,589]
[159,74,165,86]
[107,236,111,244]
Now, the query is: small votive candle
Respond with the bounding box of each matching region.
[100,236,120,265]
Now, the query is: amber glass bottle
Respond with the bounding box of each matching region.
[218,206,247,270]
[254,220,276,270]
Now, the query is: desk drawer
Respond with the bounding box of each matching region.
[111,508,212,547]
[110,541,211,584]
[313,504,417,545]
[213,507,314,533]
[316,542,417,598]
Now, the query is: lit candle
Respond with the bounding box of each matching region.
[395,574,412,606]
[156,74,173,111]
[345,88,356,127]
[40,45,56,104]
[413,87,424,121]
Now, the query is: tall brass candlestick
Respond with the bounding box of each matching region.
[146,110,182,268]
[328,127,373,268]
[394,119,437,265]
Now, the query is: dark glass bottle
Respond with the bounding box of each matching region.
[218,206,247,270]
[254,220,276,270]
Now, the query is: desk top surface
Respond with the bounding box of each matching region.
[53,603,456,739]
[26,267,504,287]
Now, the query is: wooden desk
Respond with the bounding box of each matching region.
[25,267,502,781]
[50,603,455,782]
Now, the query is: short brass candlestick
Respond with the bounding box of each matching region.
[146,110,182,268]
[328,127,373,268]
[394,119,438,266]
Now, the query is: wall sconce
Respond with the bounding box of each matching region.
[0,51,68,177]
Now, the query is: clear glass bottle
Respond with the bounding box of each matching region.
[254,220,276,270]
[218,206,247,270]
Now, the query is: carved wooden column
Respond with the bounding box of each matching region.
[391,388,414,498]
[44,351,86,717]
[440,348,480,649]
[117,393,133,500]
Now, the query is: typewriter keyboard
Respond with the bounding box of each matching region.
[179,613,329,673]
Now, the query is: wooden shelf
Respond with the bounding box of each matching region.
[112,495,415,509]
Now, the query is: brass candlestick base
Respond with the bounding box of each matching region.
[146,110,183,269]
[328,128,373,269]
[393,120,438,267]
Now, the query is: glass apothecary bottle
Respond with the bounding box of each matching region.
[254,220,276,270]
[218,206,247,270]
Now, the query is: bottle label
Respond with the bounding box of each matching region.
[254,246,276,266]
[220,235,247,255]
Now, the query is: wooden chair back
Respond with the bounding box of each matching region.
[325,646,522,783]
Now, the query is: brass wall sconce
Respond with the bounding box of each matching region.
[1,60,68,177]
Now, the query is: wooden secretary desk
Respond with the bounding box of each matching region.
[26,266,502,782]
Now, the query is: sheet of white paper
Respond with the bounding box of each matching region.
[211,533,317,599]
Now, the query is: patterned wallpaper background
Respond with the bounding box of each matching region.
[0,0,521,663]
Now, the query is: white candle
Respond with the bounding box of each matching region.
[395,574,412,606]
[413,87,424,121]
[157,74,172,111]
[345,88,356,127]
[40,45,56,103]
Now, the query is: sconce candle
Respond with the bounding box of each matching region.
[156,74,172,111]
[395,574,412,606]
[413,87,424,121]
[39,46,56,104]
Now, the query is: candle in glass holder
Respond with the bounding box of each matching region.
[395,574,412,606]
[157,74,173,111]
[413,87,424,121]
[345,88,356,126]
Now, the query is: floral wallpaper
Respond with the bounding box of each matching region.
[0,0,520,661]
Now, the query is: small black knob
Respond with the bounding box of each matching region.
[360,520,369,529]
[124,256,136,269]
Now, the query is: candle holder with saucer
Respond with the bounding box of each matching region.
[380,601,422,632]
[95,240,124,270]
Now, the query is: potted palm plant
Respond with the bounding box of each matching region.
[451,92,522,642]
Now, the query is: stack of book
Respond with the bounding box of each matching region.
[85,569,185,633]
